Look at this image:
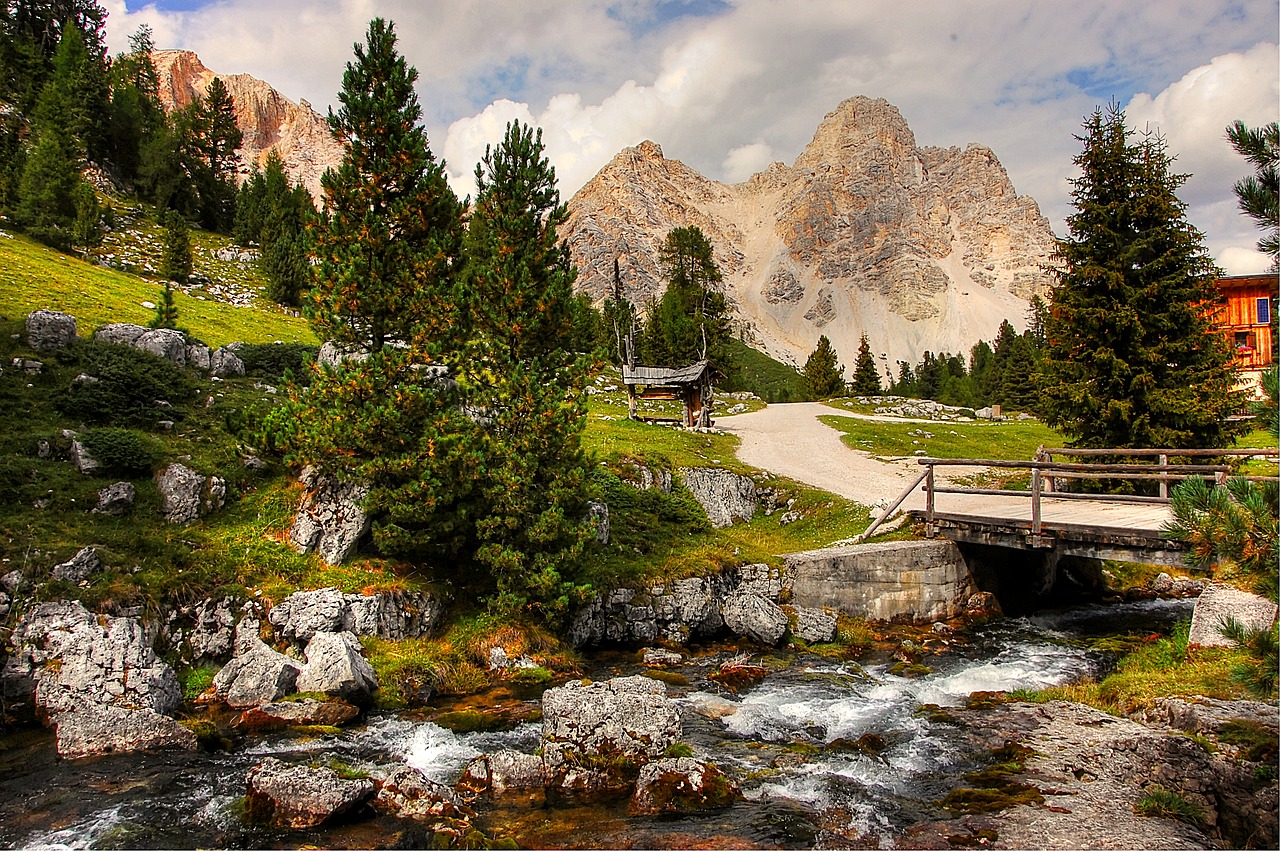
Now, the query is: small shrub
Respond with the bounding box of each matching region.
[664,742,695,758]
[179,664,219,700]
[56,339,194,427]
[238,342,319,380]
[1134,786,1206,826]
[78,427,164,474]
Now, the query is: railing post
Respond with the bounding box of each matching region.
[1031,467,1042,537]
[1037,445,1054,493]
[925,464,936,537]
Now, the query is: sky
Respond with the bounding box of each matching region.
[101,1,1279,274]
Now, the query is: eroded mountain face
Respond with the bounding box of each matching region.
[152,50,344,202]
[562,96,1057,373]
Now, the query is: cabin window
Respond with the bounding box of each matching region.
[1259,297,1271,325]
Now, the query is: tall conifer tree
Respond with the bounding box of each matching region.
[1041,105,1243,449]
[459,120,592,614]
[803,335,845,399]
[850,333,883,396]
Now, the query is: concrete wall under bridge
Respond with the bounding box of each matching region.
[783,539,1107,622]
[783,540,977,623]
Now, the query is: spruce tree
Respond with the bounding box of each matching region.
[71,181,101,249]
[159,209,192,284]
[458,119,593,614]
[1041,105,1244,450]
[803,335,844,399]
[1225,120,1279,266]
[261,18,469,570]
[639,226,732,377]
[149,280,179,329]
[309,17,463,354]
[850,333,882,396]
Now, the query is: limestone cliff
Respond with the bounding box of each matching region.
[151,50,343,201]
[561,96,1057,373]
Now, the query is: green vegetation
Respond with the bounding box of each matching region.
[849,333,882,396]
[802,334,845,399]
[941,742,1043,814]
[817,414,1063,461]
[1134,786,1206,827]
[1041,103,1244,450]
[722,338,807,403]
[0,229,314,347]
[1008,622,1257,713]
[1225,120,1279,264]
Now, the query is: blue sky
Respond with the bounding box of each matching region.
[101,0,1280,273]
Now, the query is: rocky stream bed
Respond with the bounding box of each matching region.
[2,597,1276,850]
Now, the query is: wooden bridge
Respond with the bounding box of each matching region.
[865,448,1279,569]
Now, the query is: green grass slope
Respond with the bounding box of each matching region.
[0,228,313,348]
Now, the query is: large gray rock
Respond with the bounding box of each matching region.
[541,675,681,761]
[155,463,226,524]
[25,310,77,350]
[268,586,441,645]
[1188,582,1278,648]
[212,638,302,708]
[186,343,211,372]
[53,703,197,758]
[720,590,788,646]
[2,601,182,721]
[629,757,738,815]
[295,630,378,701]
[458,750,548,804]
[68,434,100,475]
[94,481,136,515]
[164,596,239,663]
[134,328,187,365]
[375,764,468,821]
[787,605,838,643]
[289,468,370,565]
[94,323,149,346]
[51,546,102,583]
[209,346,246,378]
[246,757,376,828]
[679,467,758,528]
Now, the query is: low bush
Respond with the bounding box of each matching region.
[78,427,165,474]
[237,342,318,380]
[55,340,194,427]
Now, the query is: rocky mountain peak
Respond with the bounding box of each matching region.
[561,96,1057,373]
[151,50,343,201]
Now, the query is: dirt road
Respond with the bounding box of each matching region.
[718,402,926,509]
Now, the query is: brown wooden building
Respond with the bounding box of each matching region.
[622,361,715,428]
[1214,273,1277,397]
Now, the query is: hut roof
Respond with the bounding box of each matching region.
[622,361,711,386]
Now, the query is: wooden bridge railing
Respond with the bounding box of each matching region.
[859,447,1279,542]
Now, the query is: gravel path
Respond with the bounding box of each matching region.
[718,402,926,509]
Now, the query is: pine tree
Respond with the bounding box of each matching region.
[850,333,882,396]
[639,226,732,378]
[457,119,593,615]
[159,209,192,284]
[803,335,844,399]
[195,76,242,231]
[1225,120,1279,266]
[1041,104,1244,449]
[149,280,179,329]
[71,181,102,249]
[309,18,463,354]
[261,18,469,571]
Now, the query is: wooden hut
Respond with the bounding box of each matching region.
[622,361,716,428]
[1214,273,1277,398]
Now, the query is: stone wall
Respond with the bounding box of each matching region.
[784,540,975,623]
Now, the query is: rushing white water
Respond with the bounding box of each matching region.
[7,598,1196,850]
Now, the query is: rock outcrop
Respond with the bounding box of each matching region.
[562,96,1056,371]
[679,467,758,528]
[288,468,371,565]
[268,586,442,644]
[152,50,345,201]
[246,757,375,828]
[25,310,77,350]
[1187,582,1278,648]
[1,601,194,756]
[212,637,302,708]
[155,462,226,524]
[295,630,378,701]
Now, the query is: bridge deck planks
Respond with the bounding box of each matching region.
[923,494,1174,538]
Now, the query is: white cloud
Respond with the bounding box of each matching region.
[100,0,1279,266]
[1125,42,1280,272]
[722,142,775,183]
